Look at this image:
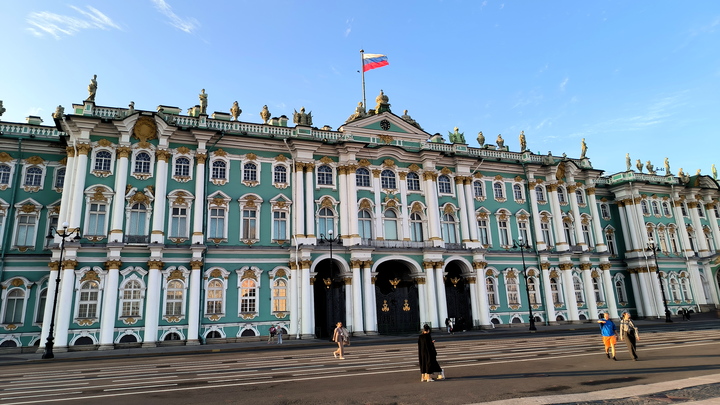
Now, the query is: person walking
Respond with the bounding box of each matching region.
[619,312,639,360]
[445,318,454,334]
[418,324,445,382]
[276,325,283,344]
[598,313,618,360]
[332,322,348,359]
[268,325,276,344]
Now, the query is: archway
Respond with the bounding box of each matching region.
[313,258,346,338]
[444,261,473,331]
[375,260,419,334]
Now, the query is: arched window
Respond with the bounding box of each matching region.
[498,217,510,246]
[0,164,10,185]
[318,207,335,237]
[241,207,257,239]
[121,280,143,317]
[208,207,226,239]
[380,169,396,189]
[513,184,523,201]
[410,212,424,242]
[54,167,66,189]
[473,181,484,198]
[640,200,650,215]
[486,278,498,305]
[243,162,257,182]
[662,202,672,217]
[240,279,257,313]
[165,280,184,316]
[211,160,227,180]
[406,172,421,191]
[355,167,371,187]
[35,288,47,323]
[358,209,373,239]
[441,213,457,243]
[477,217,490,246]
[438,175,452,194]
[272,210,288,241]
[317,165,333,185]
[550,277,562,304]
[593,276,603,301]
[273,165,287,184]
[651,201,661,216]
[135,152,151,174]
[86,202,108,236]
[94,150,112,171]
[272,279,288,312]
[669,278,681,301]
[528,277,540,304]
[600,204,610,219]
[493,182,505,199]
[24,167,43,186]
[78,281,99,319]
[3,289,25,324]
[680,278,692,301]
[575,189,585,205]
[573,276,584,304]
[175,157,191,177]
[557,186,567,203]
[384,209,399,240]
[506,277,519,305]
[535,186,545,202]
[614,277,627,302]
[206,279,224,315]
[169,206,188,238]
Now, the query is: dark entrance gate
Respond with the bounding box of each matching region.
[375,261,419,334]
[445,262,473,331]
[313,259,345,339]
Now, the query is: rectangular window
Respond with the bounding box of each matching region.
[87,203,107,236]
[15,214,36,246]
[208,208,225,239]
[478,219,489,245]
[242,209,257,239]
[498,220,510,246]
[273,211,287,241]
[169,207,188,238]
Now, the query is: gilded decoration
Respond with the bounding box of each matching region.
[11,279,24,287]
[21,204,38,213]
[97,139,113,147]
[211,197,228,207]
[196,154,207,164]
[398,171,407,180]
[423,172,437,181]
[0,152,13,162]
[402,300,411,311]
[214,148,228,157]
[156,150,171,162]
[116,146,131,159]
[190,260,204,270]
[383,159,396,167]
[275,154,286,162]
[130,191,150,205]
[378,134,394,144]
[165,316,181,323]
[580,263,592,271]
[443,205,455,215]
[132,116,157,143]
[386,199,397,208]
[147,260,165,269]
[408,163,420,172]
[104,260,123,270]
[381,300,390,312]
[26,156,45,165]
[77,143,92,155]
[122,317,137,325]
[514,176,523,182]
[320,156,333,164]
[77,319,94,326]
[242,269,258,280]
[91,188,108,202]
[275,269,287,278]
[167,269,185,281]
[441,167,452,175]
[485,269,494,276]
[494,174,503,180]
[411,202,423,213]
[477,212,489,219]
[321,197,334,208]
[558,263,573,271]
[549,270,559,278]
[473,171,483,178]
[372,169,381,178]
[358,159,371,167]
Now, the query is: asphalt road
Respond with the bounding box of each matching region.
[2,326,720,405]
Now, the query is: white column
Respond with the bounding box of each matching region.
[541,267,556,323]
[567,184,586,250]
[705,202,720,252]
[601,266,619,319]
[587,188,607,252]
[582,266,598,320]
[98,263,121,350]
[399,172,410,239]
[463,179,479,242]
[547,184,568,251]
[629,272,644,317]
[54,265,77,350]
[623,202,642,252]
[528,181,547,251]
[672,200,693,256]
[294,163,305,238]
[689,201,709,253]
[637,269,657,317]
[190,153,205,244]
[561,268,579,321]
[305,164,315,237]
[435,264,448,326]
[351,263,363,335]
[468,277,481,327]
[109,147,130,242]
[347,167,359,239]
[186,262,202,345]
[362,264,377,334]
[68,145,90,230]
[338,166,349,238]
[418,278,428,326]
[617,201,633,252]
[687,262,706,305]
[424,262,439,328]
[301,263,313,337]
[289,266,299,337]
[372,169,383,239]
[344,277,354,333]
[57,146,76,226]
[151,150,170,244]
[424,173,442,244]
[38,265,60,350]
[455,177,471,242]
[142,262,163,347]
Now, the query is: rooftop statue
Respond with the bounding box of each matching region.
[260,105,271,124]
[646,160,655,174]
[293,107,313,126]
[626,153,631,171]
[87,74,98,102]
[664,158,671,176]
[713,164,717,180]
[580,138,587,159]
[678,168,690,184]
[374,89,391,114]
[230,101,242,121]
[0,100,5,117]
[477,131,485,147]
[519,131,527,152]
[636,159,643,173]
[199,89,208,114]
[128,101,135,115]
[429,133,444,143]
[400,109,422,129]
[52,105,65,119]
[496,134,505,149]
[448,127,466,144]
[346,102,367,123]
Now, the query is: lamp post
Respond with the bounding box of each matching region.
[513,236,537,331]
[43,222,81,359]
[647,238,673,323]
[320,229,341,283]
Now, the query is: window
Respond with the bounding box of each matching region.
[663,202,672,217]
[3,289,25,324]
[681,278,692,301]
[698,204,706,218]
[410,212,424,242]
[535,186,545,202]
[614,278,627,302]
[165,280,184,316]
[54,167,66,189]
[498,219,510,246]
[550,277,562,304]
[493,182,505,199]
[240,279,257,313]
[575,189,585,205]
[78,281,99,319]
[206,279,224,315]
[15,213,37,246]
[24,167,43,187]
[175,157,191,177]
[211,160,227,180]
[473,181,484,198]
[356,168,371,187]
[169,207,188,238]
[94,151,112,172]
[669,227,680,253]
[273,211,288,241]
[85,202,107,237]
[563,220,575,246]
[0,164,10,186]
[528,277,540,304]
[506,277,519,305]
[669,278,680,301]
[120,280,143,317]
[359,209,373,239]
[318,207,335,237]
[651,201,661,216]
[478,218,490,246]
[582,222,592,247]
[438,175,452,194]
[600,204,610,219]
[681,203,688,217]
[135,152,151,174]
[127,203,147,236]
[606,228,617,255]
[406,172,420,191]
[380,169,396,190]
[441,213,457,244]
[518,220,529,244]
[208,207,225,239]
[486,278,498,306]
[513,184,523,201]
[573,276,584,303]
[317,165,333,186]
[640,200,650,215]
[241,208,257,239]
[35,288,47,323]
[272,279,288,312]
[273,165,287,184]
[593,277,603,302]
[557,186,567,204]
[243,162,257,182]
[384,209,399,240]
[541,221,552,247]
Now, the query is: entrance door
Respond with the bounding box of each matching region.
[313,260,345,338]
[445,265,473,331]
[375,262,419,334]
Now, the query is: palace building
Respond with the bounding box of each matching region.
[0,88,718,352]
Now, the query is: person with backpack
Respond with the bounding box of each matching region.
[332,322,348,359]
[268,325,276,344]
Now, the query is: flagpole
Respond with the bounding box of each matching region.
[360,49,366,112]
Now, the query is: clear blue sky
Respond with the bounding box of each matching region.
[1,1,719,176]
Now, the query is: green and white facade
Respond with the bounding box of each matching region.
[1,91,719,352]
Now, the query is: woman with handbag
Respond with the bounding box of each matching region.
[332,322,347,359]
[620,312,640,360]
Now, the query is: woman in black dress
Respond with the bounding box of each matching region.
[418,324,444,382]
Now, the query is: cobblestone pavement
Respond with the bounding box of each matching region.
[556,382,720,404]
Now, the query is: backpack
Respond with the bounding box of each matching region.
[269,327,276,335]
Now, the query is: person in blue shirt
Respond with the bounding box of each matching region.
[598,313,618,360]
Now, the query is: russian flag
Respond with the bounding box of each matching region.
[363,53,389,72]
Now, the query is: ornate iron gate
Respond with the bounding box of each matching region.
[375,263,419,334]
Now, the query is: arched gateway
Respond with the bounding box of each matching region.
[313,258,346,338]
[375,260,420,334]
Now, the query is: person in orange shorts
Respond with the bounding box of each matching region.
[598,313,618,360]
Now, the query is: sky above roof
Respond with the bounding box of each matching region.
[1,1,719,177]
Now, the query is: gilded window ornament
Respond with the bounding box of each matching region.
[214,148,228,157]
[382,159,395,168]
[132,116,157,143]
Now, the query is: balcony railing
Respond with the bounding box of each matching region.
[124,235,149,244]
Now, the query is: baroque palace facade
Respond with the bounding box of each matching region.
[0,89,719,352]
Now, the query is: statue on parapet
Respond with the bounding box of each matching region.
[496,134,505,149]
[636,159,643,173]
[664,157,671,176]
[448,127,466,144]
[477,131,485,147]
[401,109,422,129]
[0,100,6,117]
[429,133,444,143]
[713,164,717,180]
[346,102,367,123]
[199,89,208,114]
[626,153,631,171]
[230,101,242,121]
[293,107,313,126]
[580,138,587,159]
[86,74,98,102]
[52,105,65,119]
[519,131,527,152]
[260,105,271,124]
[678,168,690,184]
[646,160,655,174]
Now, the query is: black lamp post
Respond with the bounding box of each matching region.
[647,238,673,323]
[513,236,537,331]
[320,230,340,281]
[43,221,81,359]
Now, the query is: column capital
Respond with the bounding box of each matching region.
[190,260,204,270]
[104,259,123,270]
[147,260,165,270]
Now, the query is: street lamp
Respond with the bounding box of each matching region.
[320,229,341,283]
[43,221,81,359]
[647,238,673,323]
[512,236,537,331]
